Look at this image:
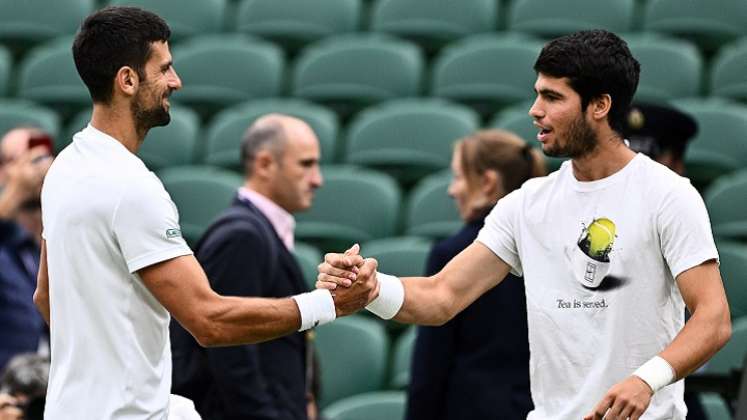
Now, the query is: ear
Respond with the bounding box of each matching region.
[114,66,139,98]
[252,149,277,179]
[589,94,612,121]
[481,169,502,197]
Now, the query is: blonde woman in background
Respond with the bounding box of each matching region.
[406,129,546,420]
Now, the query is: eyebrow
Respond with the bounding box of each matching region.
[535,88,564,98]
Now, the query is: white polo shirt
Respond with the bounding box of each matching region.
[41,125,193,419]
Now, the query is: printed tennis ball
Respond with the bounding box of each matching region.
[586,218,616,258]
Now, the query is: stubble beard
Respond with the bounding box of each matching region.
[544,113,598,159]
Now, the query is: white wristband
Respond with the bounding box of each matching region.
[365,272,404,320]
[633,356,675,393]
[291,289,336,331]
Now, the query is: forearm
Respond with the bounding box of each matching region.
[393,276,455,326]
[193,295,301,347]
[660,304,731,379]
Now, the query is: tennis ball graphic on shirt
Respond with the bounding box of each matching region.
[578,218,616,262]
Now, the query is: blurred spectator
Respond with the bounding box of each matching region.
[171,114,324,420]
[406,130,546,420]
[0,128,53,372]
[0,353,50,420]
[623,102,697,176]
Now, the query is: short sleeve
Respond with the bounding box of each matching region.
[476,188,523,276]
[658,180,719,279]
[113,175,192,273]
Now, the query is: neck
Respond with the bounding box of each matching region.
[90,103,145,154]
[245,179,281,207]
[571,130,636,182]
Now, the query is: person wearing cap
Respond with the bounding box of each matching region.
[623,102,698,176]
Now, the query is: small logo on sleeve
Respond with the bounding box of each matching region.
[165,228,182,239]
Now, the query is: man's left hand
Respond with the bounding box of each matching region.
[584,376,653,420]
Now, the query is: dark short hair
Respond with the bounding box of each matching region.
[72,6,171,104]
[534,29,640,135]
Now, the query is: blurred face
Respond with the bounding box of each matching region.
[131,41,182,133]
[0,130,29,185]
[448,146,494,222]
[529,73,597,159]
[270,124,323,213]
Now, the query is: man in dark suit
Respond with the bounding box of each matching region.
[171,114,324,420]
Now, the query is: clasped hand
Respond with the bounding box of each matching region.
[316,244,380,317]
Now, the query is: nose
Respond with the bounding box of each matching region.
[168,67,182,91]
[310,166,323,189]
[447,179,457,198]
[528,97,543,119]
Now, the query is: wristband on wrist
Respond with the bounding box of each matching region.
[365,272,404,320]
[291,289,336,331]
[633,355,675,393]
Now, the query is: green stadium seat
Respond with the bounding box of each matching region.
[204,98,339,170]
[171,35,284,115]
[344,99,479,184]
[389,327,416,389]
[315,316,390,407]
[699,393,732,420]
[0,46,10,97]
[508,0,634,38]
[370,0,498,52]
[644,0,747,54]
[108,0,226,40]
[235,0,362,52]
[294,165,401,252]
[323,391,406,420]
[715,242,747,319]
[705,316,747,374]
[672,99,747,189]
[0,0,93,49]
[404,170,461,239]
[293,241,322,290]
[62,106,200,170]
[625,34,703,103]
[430,34,543,115]
[137,106,200,171]
[0,100,60,144]
[705,170,747,241]
[362,236,431,278]
[291,34,424,117]
[489,101,567,172]
[158,165,243,245]
[710,37,747,102]
[17,37,90,116]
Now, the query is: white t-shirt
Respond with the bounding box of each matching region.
[477,153,718,420]
[41,125,193,419]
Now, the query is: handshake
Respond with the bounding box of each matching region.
[315,244,381,317]
[294,243,404,331]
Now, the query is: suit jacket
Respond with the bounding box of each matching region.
[170,196,310,420]
[0,220,45,371]
[405,215,533,420]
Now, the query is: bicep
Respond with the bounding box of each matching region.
[676,260,729,316]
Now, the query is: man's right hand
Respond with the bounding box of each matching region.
[317,244,380,317]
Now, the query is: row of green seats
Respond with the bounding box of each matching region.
[2,33,747,116]
[2,94,746,189]
[1,0,745,55]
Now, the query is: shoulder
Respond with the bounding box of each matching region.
[636,156,700,206]
[200,205,274,248]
